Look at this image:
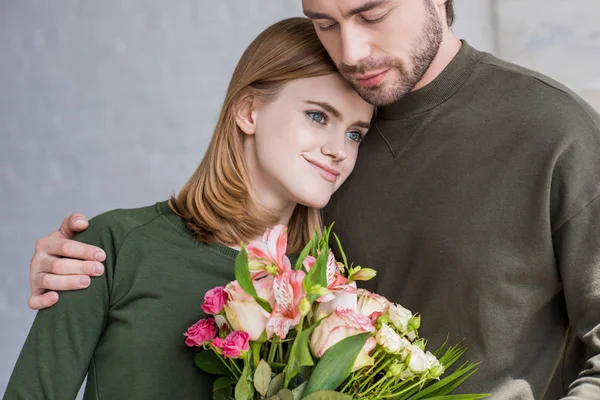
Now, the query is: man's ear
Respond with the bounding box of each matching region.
[234,93,259,136]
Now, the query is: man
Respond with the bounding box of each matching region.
[25,1,600,398]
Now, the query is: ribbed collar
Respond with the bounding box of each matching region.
[378,40,483,120]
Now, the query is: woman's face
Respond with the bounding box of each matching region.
[240,73,374,216]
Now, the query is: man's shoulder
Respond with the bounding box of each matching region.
[465,49,600,133]
[477,52,593,113]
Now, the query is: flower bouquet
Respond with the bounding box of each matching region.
[185,225,489,400]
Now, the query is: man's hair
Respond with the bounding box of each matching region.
[445,0,455,26]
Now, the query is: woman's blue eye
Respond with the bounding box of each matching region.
[347,131,363,143]
[307,111,327,125]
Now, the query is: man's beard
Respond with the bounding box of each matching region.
[338,2,444,107]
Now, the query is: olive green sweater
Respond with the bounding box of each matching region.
[5,201,239,399]
[325,41,600,399]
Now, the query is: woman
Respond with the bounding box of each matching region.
[5,17,373,399]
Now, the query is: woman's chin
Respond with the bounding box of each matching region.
[297,195,331,209]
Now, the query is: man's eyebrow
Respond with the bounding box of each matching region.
[304,0,391,20]
[353,120,371,129]
[303,9,333,20]
[305,100,371,129]
[346,0,392,17]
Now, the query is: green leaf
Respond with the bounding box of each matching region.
[302,248,329,297]
[254,359,272,396]
[213,375,234,400]
[267,373,285,397]
[234,244,273,313]
[402,362,482,400]
[424,395,490,400]
[291,381,307,399]
[269,389,294,400]
[235,245,257,298]
[283,320,323,386]
[234,359,254,400]
[332,233,348,269]
[213,376,234,392]
[302,332,370,396]
[294,239,313,271]
[194,351,231,376]
[302,391,352,400]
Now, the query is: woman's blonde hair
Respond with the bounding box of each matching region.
[170,17,339,253]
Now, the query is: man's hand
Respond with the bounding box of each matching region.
[28,213,106,310]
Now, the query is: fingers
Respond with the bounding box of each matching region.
[48,257,105,277]
[54,213,89,239]
[36,236,105,262]
[28,291,59,310]
[35,272,92,293]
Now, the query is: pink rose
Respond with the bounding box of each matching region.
[218,331,250,359]
[224,276,274,340]
[310,308,375,357]
[184,317,218,347]
[201,286,228,315]
[310,308,376,371]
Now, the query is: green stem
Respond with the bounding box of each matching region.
[357,375,387,397]
[211,348,238,380]
[268,338,278,364]
[229,358,243,377]
[251,342,261,368]
[277,342,284,364]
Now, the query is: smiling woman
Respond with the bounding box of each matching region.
[4,17,373,400]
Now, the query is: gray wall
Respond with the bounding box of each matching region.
[1,1,599,396]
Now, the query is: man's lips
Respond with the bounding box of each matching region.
[303,157,340,183]
[351,69,390,87]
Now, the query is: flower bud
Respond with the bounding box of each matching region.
[387,361,406,378]
[310,284,331,298]
[350,268,377,282]
[299,297,311,317]
[408,313,421,331]
[429,364,445,378]
[413,338,426,351]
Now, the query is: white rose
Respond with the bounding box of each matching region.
[407,345,430,373]
[356,289,390,318]
[376,323,406,354]
[387,303,412,332]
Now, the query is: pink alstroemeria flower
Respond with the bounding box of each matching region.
[304,251,357,302]
[266,269,306,339]
[246,224,292,274]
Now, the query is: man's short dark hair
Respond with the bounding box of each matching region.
[445,0,455,26]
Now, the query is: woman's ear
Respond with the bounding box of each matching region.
[234,93,259,136]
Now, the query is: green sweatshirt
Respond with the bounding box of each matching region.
[5,201,239,399]
[324,41,600,399]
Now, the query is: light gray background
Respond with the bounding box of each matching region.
[2,0,599,397]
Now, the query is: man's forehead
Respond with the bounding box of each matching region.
[302,0,388,19]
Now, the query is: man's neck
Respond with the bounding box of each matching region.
[413,31,462,92]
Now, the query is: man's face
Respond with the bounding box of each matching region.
[302,0,444,106]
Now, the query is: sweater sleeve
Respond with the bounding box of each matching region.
[550,102,600,399]
[4,216,117,400]
[554,195,600,399]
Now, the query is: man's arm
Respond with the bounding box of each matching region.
[28,213,106,310]
[555,195,600,398]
